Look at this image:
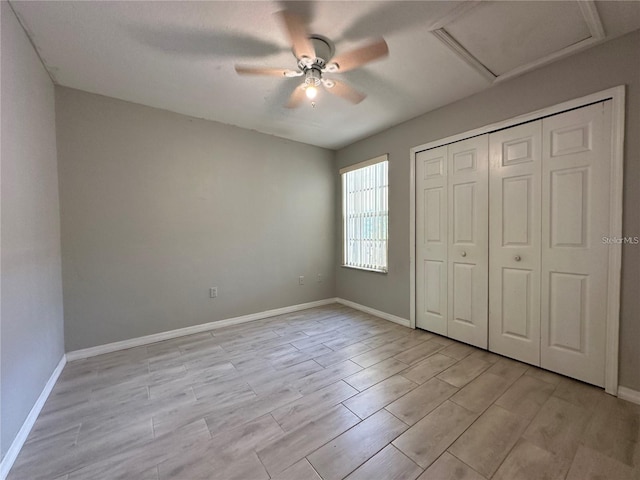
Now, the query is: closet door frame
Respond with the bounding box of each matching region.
[409,85,625,395]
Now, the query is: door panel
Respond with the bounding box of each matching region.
[540,101,611,387]
[416,146,448,334]
[453,183,476,243]
[452,263,474,323]
[501,268,532,338]
[489,121,542,365]
[447,136,488,348]
[548,272,587,352]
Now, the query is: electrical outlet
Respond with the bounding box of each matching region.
[210,287,218,298]
[317,273,323,283]
[298,276,305,285]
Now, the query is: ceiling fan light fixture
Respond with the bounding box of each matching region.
[305,85,318,99]
[235,9,386,108]
[304,68,321,86]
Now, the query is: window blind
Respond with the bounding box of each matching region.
[341,157,388,272]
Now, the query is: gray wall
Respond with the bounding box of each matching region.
[335,30,640,391]
[0,1,65,459]
[55,87,336,351]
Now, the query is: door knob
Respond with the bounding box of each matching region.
[461,251,467,257]
[515,255,521,262]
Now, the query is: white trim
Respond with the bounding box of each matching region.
[411,86,624,155]
[431,0,607,84]
[409,86,625,394]
[338,154,388,175]
[431,29,496,82]
[617,387,640,405]
[578,0,605,40]
[605,88,625,395]
[66,298,338,361]
[1,355,66,480]
[336,298,411,328]
[408,146,416,330]
[426,0,481,31]
[494,37,600,84]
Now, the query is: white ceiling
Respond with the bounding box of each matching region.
[9,1,640,149]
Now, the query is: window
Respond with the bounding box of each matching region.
[341,155,389,273]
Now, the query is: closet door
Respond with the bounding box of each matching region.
[540,101,612,387]
[416,146,448,334]
[447,136,489,348]
[488,122,542,365]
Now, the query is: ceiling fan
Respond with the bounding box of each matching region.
[235,10,389,108]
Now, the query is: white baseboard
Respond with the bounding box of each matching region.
[617,386,640,405]
[336,298,411,328]
[1,355,66,480]
[66,298,339,361]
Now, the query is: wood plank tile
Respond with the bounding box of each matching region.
[345,444,422,480]
[308,409,409,480]
[271,380,358,431]
[344,375,418,419]
[386,377,458,425]
[10,305,638,480]
[440,342,475,360]
[208,414,284,457]
[298,343,334,358]
[362,331,407,349]
[582,394,640,467]
[466,349,500,364]
[158,450,269,480]
[524,365,562,385]
[392,400,477,468]
[494,374,555,420]
[449,372,510,413]
[205,386,302,436]
[448,405,529,477]
[522,396,591,459]
[66,419,210,480]
[270,459,322,480]
[153,387,255,437]
[401,353,457,385]
[436,357,491,388]
[256,404,360,476]
[485,357,527,383]
[245,359,324,395]
[344,358,410,391]
[492,439,571,480]
[314,342,372,367]
[293,360,362,395]
[552,377,607,412]
[565,445,638,480]
[352,337,427,368]
[418,452,486,480]
[393,340,445,365]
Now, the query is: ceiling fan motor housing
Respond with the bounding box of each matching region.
[297,35,334,71]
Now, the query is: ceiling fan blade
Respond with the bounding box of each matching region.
[235,66,301,77]
[329,38,388,72]
[277,10,315,59]
[285,85,307,108]
[324,79,366,104]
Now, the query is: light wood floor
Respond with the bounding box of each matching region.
[8,304,639,480]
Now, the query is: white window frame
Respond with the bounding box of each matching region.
[340,154,389,273]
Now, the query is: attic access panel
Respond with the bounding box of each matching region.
[432,0,605,83]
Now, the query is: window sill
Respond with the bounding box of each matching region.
[341,265,388,274]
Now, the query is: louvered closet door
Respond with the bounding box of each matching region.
[540,101,612,387]
[416,146,448,334]
[447,136,489,348]
[489,122,542,365]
